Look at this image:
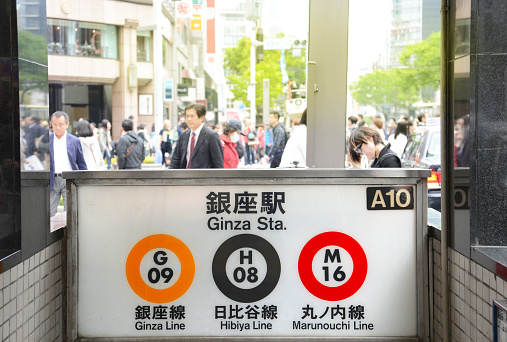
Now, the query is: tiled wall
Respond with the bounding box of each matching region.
[431,238,507,342]
[0,241,63,342]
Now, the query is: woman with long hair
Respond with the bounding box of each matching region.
[372,117,387,142]
[388,120,409,158]
[280,109,307,167]
[76,119,105,170]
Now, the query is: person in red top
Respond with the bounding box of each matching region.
[220,120,246,169]
[256,124,265,160]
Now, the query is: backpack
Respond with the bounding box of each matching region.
[247,130,256,141]
[236,140,245,159]
[275,124,290,148]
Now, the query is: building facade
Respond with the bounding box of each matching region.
[44,0,218,140]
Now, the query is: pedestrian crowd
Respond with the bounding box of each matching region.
[24,104,437,216]
[22,105,435,179]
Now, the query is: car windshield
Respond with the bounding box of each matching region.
[426,131,441,162]
[403,132,422,160]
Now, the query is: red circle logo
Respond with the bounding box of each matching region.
[177,2,190,15]
[298,232,368,301]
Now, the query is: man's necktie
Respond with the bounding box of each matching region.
[187,132,195,169]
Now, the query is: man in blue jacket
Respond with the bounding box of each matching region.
[266,112,288,168]
[49,111,87,216]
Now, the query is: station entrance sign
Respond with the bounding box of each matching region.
[75,184,419,338]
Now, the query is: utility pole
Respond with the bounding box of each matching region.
[263,79,270,124]
[250,21,256,123]
[153,0,163,134]
[246,0,262,123]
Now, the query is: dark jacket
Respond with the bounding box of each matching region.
[169,126,224,169]
[25,124,45,157]
[371,143,401,168]
[117,131,145,169]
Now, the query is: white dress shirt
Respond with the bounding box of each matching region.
[53,131,73,173]
[186,122,204,166]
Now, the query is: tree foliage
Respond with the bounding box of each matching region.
[398,31,441,96]
[223,36,306,112]
[350,31,440,114]
[18,30,48,103]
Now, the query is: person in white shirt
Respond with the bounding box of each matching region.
[49,111,87,216]
[388,120,409,158]
[280,109,307,167]
[76,119,105,170]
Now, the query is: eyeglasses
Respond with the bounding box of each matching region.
[354,142,363,155]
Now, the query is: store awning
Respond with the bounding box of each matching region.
[182,68,196,80]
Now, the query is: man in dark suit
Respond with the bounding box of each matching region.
[24,115,45,157]
[49,111,87,216]
[169,103,223,169]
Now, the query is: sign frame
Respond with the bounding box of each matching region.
[164,79,173,102]
[64,169,430,342]
[138,94,153,115]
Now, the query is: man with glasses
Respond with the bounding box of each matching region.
[49,111,87,216]
[169,103,223,169]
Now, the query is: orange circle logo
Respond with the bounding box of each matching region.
[125,234,195,303]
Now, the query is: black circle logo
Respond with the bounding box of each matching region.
[212,234,281,303]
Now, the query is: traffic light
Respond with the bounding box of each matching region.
[292,38,307,49]
[256,27,264,64]
[245,0,262,21]
[292,38,307,58]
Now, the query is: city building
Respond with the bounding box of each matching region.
[44,0,217,140]
[389,0,440,68]
[214,0,248,113]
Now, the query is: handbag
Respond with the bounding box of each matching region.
[126,141,137,158]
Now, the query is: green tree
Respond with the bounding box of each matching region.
[18,30,48,104]
[398,31,441,101]
[223,36,306,114]
[349,69,396,111]
[349,31,440,114]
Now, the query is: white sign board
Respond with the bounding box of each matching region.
[264,38,292,50]
[197,78,205,100]
[139,94,153,115]
[76,184,418,338]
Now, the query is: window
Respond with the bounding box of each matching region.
[47,19,118,59]
[137,31,152,62]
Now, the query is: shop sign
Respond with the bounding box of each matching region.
[164,79,173,102]
[177,84,188,97]
[175,0,192,18]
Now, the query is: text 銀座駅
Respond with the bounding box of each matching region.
[206,191,287,231]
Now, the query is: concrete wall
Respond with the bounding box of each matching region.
[0,241,63,342]
[431,238,507,342]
